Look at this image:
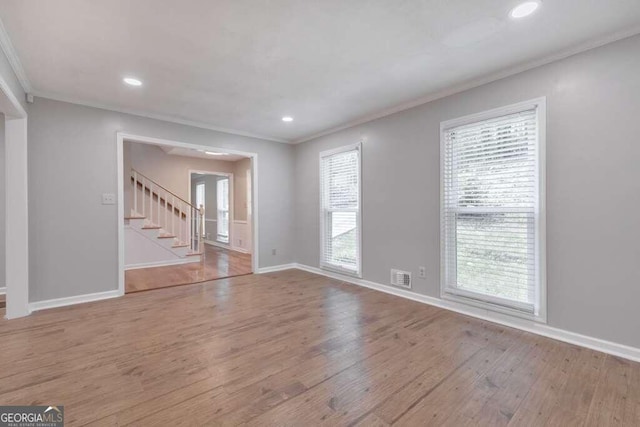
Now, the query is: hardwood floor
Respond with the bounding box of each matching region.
[125,243,252,293]
[0,269,638,426]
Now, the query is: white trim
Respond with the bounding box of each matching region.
[204,239,230,249]
[293,26,640,144]
[256,263,298,274]
[439,97,547,323]
[231,247,251,254]
[204,240,250,255]
[319,142,363,278]
[117,132,260,297]
[0,286,5,295]
[125,257,199,270]
[233,220,248,224]
[292,264,640,363]
[0,16,32,94]
[29,290,121,312]
[36,92,289,143]
[5,117,30,318]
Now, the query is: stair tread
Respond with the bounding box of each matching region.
[186,252,203,256]
[172,244,189,248]
[157,234,176,239]
[142,226,162,230]
[125,216,146,220]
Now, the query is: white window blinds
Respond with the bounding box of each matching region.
[320,144,361,276]
[442,102,544,317]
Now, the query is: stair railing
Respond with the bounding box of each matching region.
[131,169,203,254]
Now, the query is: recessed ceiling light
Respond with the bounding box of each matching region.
[282,116,294,122]
[205,151,229,156]
[123,77,142,86]
[510,1,540,19]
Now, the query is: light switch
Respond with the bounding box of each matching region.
[102,193,116,205]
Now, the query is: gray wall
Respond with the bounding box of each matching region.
[234,158,251,221]
[28,97,295,302]
[295,34,640,348]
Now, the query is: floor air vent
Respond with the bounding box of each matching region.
[391,269,412,289]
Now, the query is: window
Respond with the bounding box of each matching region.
[217,177,229,243]
[320,143,361,277]
[441,98,546,320]
[195,182,205,210]
[195,182,206,236]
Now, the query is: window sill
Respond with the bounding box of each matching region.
[441,291,546,324]
[320,264,361,279]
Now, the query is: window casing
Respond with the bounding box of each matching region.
[441,98,546,321]
[320,143,362,277]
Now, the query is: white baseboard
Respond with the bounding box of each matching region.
[231,246,251,254]
[294,263,640,363]
[29,289,122,312]
[205,240,251,255]
[205,240,230,249]
[256,263,298,274]
[0,286,5,295]
[125,257,199,270]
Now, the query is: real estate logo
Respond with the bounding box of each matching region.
[0,406,64,427]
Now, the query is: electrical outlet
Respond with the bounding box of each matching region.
[101,193,116,205]
[418,266,426,278]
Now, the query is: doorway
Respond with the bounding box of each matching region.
[117,133,258,295]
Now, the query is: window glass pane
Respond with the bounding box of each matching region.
[217,178,229,243]
[327,211,357,269]
[456,212,535,304]
[326,151,359,209]
[195,183,205,209]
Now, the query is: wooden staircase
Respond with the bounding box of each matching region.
[124,169,204,268]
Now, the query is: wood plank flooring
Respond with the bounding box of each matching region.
[0,269,638,426]
[125,243,252,293]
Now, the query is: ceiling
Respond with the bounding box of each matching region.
[1,1,639,143]
[159,145,248,162]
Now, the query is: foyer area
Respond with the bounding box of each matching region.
[125,243,252,293]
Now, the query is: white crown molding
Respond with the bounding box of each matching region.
[29,289,121,312]
[31,91,292,144]
[293,25,640,144]
[293,263,640,363]
[0,16,32,93]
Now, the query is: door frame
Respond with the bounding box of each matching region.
[1,74,29,319]
[116,132,259,296]
[187,169,235,249]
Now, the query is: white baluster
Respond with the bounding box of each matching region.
[172,195,175,237]
[157,187,161,228]
[141,177,145,217]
